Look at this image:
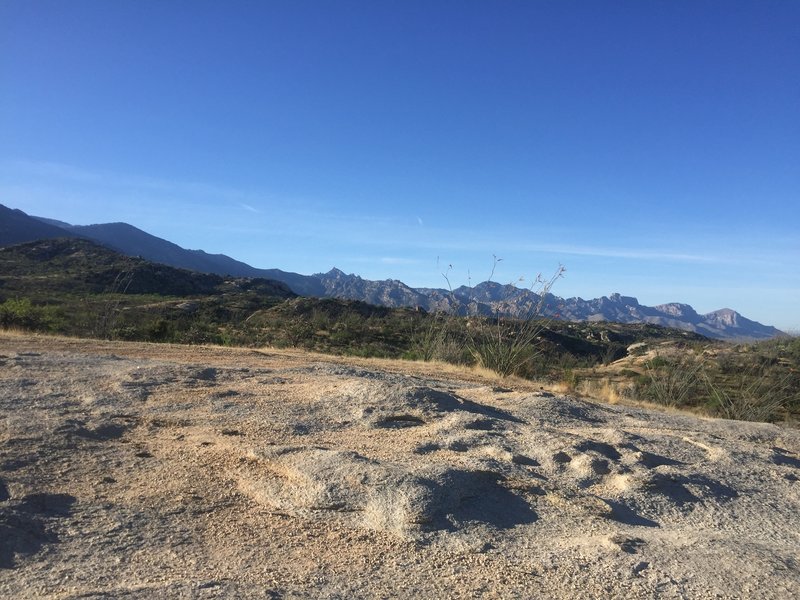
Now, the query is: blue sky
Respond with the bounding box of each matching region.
[1,1,798,330]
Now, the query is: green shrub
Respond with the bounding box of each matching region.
[0,297,36,329]
[642,356,704,407]
[704,364,799,423]
[0,297,63,331]
[645,356,669,369]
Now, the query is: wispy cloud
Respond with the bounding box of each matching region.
[8,161,106,184]
[2,159,788,274]
[516,242,721,263]
[390,228,781,268]
[380,257,423,265]
[2,159,270,208]
[384,232,727,264]
[347,256,424,266]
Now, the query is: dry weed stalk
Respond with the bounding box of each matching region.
[643,355,705,407]
[467,264,565,377]
[429,257,564,377]
[93,268,135,339]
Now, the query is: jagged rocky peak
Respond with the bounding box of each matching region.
[608,293,640,306]
[655,302,700,320]
[704,308,740,327]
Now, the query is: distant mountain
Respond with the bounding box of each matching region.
[0,237,296,299]
[315,277,784,341]
[54,221,325,297]
[34,216,74,229]
[0,204,322,296]
[0,203,785,341]
[0,204,75,246]
[313,268,430,307]
[559,296,783,340]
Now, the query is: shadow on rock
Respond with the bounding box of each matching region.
[772,448,800,469]
[0,492,76,568]
[635,450,684,469]
[604,500,660,528]
[242,446,535,536]
[574,440,622,460]
[645,473,738,506]
[57,419,130,442]
[361,387,524,429]
[406,388,524,423]
[535,397,607,425]
[434,470,538,531]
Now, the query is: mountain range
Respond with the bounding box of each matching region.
[0,203,785,341]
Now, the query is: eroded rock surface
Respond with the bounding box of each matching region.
[1,334,799,598]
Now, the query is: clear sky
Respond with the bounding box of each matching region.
[1,1,798,331]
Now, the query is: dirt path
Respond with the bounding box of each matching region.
[1,333,799,598]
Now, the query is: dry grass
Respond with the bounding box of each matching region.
[556,372,713,420]
[577,378,629,405]
[0,326,47,338]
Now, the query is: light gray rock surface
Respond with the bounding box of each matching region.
[1,334,798,598]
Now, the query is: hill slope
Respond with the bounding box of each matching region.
[0,237,294,298]
[49,220,324,296]
[0,205,74,246]
[0,238,295,343]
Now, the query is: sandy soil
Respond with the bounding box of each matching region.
[1,332,799,598]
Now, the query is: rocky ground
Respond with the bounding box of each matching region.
[1,332,799,598]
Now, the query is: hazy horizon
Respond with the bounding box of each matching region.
[1,2,798,331]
